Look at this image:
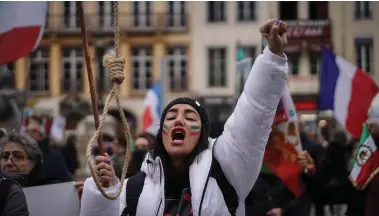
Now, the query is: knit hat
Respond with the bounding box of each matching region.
[152,97,210,166]
[368,93,379,124]
[160,97,210,135]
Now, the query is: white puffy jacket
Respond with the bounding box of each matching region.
[79,47,288,216]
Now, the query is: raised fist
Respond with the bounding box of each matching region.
[260,19,288,56]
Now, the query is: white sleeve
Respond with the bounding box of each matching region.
[79,177,127,216]
[214,46,288,199]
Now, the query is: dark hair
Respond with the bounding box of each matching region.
[136,132,156,149]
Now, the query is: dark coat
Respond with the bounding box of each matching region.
[23,162,61,187]
[283,132,326,216]
[38,138,72,182]
[0,172,29,216]
[245,172,295,216]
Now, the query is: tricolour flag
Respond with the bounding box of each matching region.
[263,85,305,197]
[350,124,379,190]
[142,82,161,135]
[0,2,47,64]
[319,48,379,138]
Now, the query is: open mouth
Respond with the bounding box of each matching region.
[171,128,186,142]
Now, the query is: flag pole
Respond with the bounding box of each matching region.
[77,2,105,155]
[16,56,32,132]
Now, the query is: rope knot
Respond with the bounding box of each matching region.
[103,52,125,85]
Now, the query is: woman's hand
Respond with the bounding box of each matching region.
[260,19,288,57]
[94,153,116,187]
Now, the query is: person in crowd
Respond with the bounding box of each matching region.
[0,171,29,216]
[122,132,156,178]
[246,172,295,216]
[316,130,350,216]
[283,124,325,216]
[61,135,80,176]
[0,131,59,187]
[79,19,288,216]
[347,93,379,216]
[25,117,72,182]
[92,128,116,157]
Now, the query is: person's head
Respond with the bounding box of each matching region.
[26,117,45,142]
[367,93,379,142]
[330,130,347,146]
[153,98,210,169]
[135,132,155,152]
[0,131,43,174]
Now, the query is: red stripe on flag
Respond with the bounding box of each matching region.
[346,68,379,138]
[264,129,305,197]
[355,150,379,189]
[0,26,41,65]
[142,107,153,132]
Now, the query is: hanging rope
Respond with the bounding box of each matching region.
[83,1,131,200]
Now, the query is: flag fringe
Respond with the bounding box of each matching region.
[350,168,379,190]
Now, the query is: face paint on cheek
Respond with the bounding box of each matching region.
[190,126,201,136]
[163,125,169,136]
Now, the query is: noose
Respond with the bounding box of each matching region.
[78,2,131,199]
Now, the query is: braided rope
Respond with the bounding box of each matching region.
[85,1,131,200]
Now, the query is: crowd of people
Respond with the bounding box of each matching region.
[0,19,378,216]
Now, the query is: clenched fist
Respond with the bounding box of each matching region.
[260,19,288,57]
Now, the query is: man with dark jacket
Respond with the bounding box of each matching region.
[25,117,72,182]
[0,171,29,216]
[246,172,295,216]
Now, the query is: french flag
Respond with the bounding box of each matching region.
[319,48,379,138]
[0,2,47,65]
[142,82,162,135]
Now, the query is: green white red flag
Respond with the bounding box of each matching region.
[350,124,379,190]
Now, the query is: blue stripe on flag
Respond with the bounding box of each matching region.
[319,48,339,111]
[152,81,162,115]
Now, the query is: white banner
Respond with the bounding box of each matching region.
[24,182,80,216]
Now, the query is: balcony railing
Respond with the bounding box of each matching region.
[45,12,189,35]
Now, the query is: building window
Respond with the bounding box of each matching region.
[0,64,15,89]
[62,48,83,92]
[167,47,188,92]
[309,52,321,75]
[29,48,49,93]
[287,53,300,75]
[63,2,79,29]
[207,2,227,22]
[236,2,256,21]
[97,47,111,94]
[132,2,153,28]
[355,1,372,19]
[279,1,298,20]
[98,1,114,30]
[166,1,187,29]
[355,38,373,73]
[208,47,227,87]
[131,46,153,91]
[309,2,329,19]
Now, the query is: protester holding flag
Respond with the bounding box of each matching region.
[347,93,379,216]
[80,19,288,216]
